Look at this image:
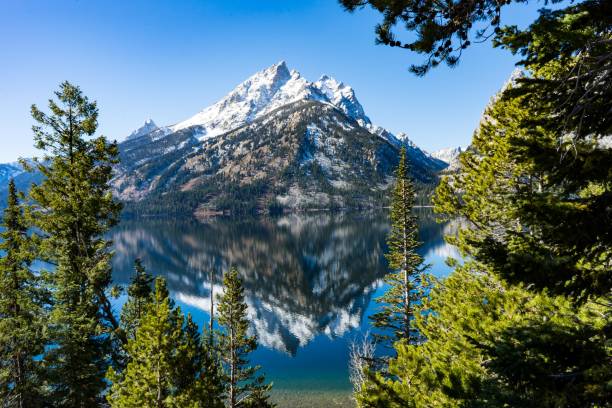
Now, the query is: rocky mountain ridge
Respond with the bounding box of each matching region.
[1,62,451,215]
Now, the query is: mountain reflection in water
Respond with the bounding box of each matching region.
[110,209,459,357]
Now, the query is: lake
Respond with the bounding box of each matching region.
[109,209,460,407]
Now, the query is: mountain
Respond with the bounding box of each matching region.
[165,61,371,140]
[1,62,448,215]
[0,161,43,207]
[114,62,446,216]
[0,162,23,180]
[126,118,159,140]
[431,147,462,164]
[116,100,403,215]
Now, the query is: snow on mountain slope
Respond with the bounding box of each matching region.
[167,61,371,140]
[124,61,438,169]
[126,119,159,140]
[314,75,371,127]
[0,162,23,180]
[431,146,463,164]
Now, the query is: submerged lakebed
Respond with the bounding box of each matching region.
[109,209,460,407]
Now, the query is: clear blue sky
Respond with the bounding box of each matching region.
[0,0,545,162]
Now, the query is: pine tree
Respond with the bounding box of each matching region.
[196,269,226,408]
[370,147,426,346]
[107,278,183,407]
[196,342,225,408]
[429,76,612,405]
[28,81,122,404]
[217,267,273,408]
[108,277,225,407]
[120,258,154,340]
[406,45,608,405]
[344,1,611,405]
[356,263,610,408]
[0,180,47,407]
[241,377,275,408]
[176,315,225,408]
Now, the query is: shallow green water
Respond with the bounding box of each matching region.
[109,209,459,407]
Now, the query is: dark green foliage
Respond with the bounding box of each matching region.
[120,258,154,340]
[0,180,47,407]
[197,328,226,408]
[340,0,530,74]
[108,278,184,406]
[495,0,612,140]
[356,264,610,407]
[429,74,612,404]
[435,73,610,300]
[341,0,611,87]
[107,278,225,407]
[346,1,611,406]
[370,147,427,346]
[217,268,273,408]
[28,81,123,404]
[241,376,275,408]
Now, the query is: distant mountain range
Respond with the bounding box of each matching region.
[430,146,462,165]
[0,162,23,180]
[1,62,460,215]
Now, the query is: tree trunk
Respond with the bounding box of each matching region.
[209,269,214,339]
[11,266,24,408]
[15,353,23,408]
[157,318,163,408]
[402,179,411,341]
[230,325,236,408]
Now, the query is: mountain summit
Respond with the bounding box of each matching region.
[113,63,445,216]
[164,61,371,140]
[126,118,159,140]
[431,147,462,164]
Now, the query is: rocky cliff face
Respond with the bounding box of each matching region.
[117,100,412,215]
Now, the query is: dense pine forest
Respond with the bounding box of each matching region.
[1,0,610,407]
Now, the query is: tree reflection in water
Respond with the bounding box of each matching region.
[110,209,459,355]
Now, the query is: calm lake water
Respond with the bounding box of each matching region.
[109,209,459,407]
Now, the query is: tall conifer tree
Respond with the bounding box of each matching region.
[357,26,611,403]
[217,268,273,408]
[107,278,184,407]
[28,81,122,404]
[370,147,426,346]
[344,1,611,405]
[177,314,225,408]
[0,180,47,407]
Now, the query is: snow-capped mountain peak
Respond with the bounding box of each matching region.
[127,118,158,140]
[168,61,371,140]
[431,146,463,164]
[314,75,370,126]
[395,132,418,147]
